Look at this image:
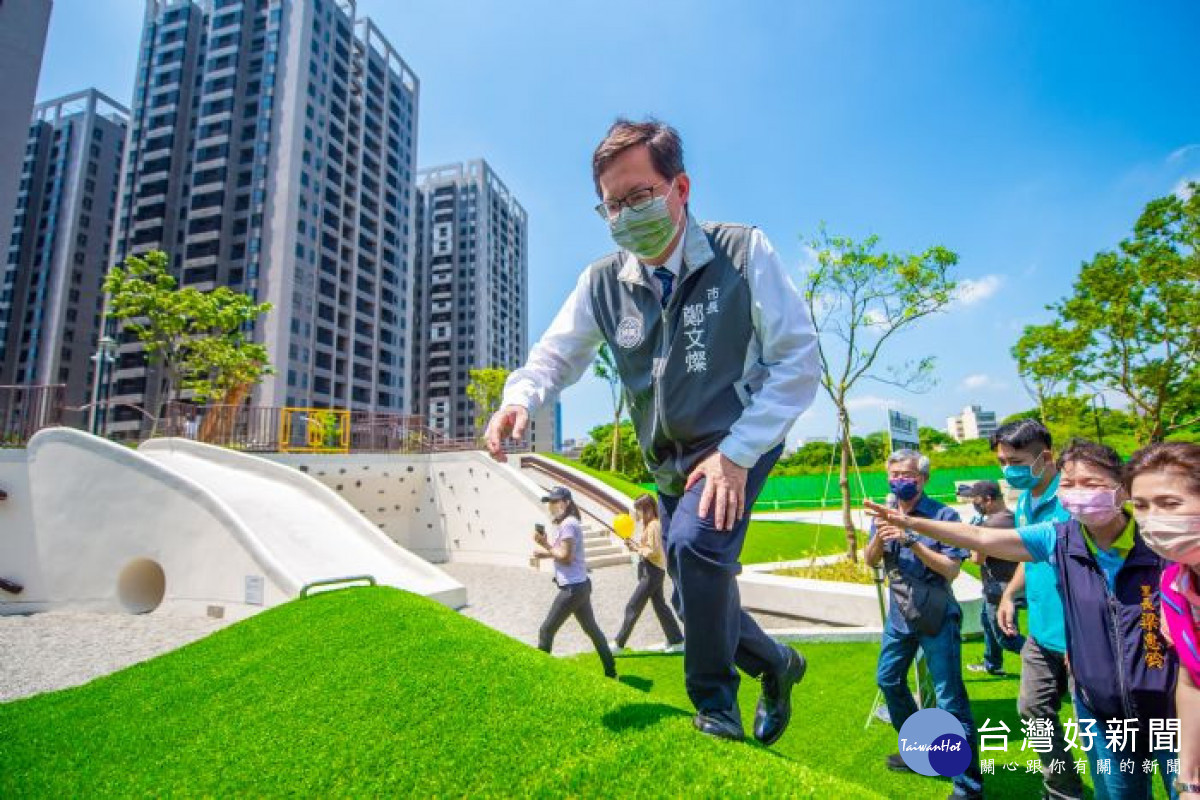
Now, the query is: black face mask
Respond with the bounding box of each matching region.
[972,502,987,516]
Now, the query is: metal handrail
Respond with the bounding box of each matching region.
[299,575,377,598]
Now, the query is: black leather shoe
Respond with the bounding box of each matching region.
[886,753,911,772]
[693,711,745,742]
[753,648,807,745]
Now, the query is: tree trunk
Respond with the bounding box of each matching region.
[839,407,857,562]
[609,396,624,473]
[149,367,168,438]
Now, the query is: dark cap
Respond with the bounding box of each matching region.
[965,480,1002,500]
[541,486,573,503]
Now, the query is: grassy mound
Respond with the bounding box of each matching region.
[0,588,871,798]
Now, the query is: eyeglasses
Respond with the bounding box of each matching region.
[594,179,674,220]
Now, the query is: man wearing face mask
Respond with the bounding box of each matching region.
[484,118,821,745]
[961,481,1026,677]
[864,449,984,800]
[865,439,1180,799]
[990,419,1081,800]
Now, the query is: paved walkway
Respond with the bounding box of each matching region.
[0,562,812,703]
[441,560,805,656]
[0,611,234,702]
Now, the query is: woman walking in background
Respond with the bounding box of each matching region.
[532,486,617,678]
[610,495,685,654]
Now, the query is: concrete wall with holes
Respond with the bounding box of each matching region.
[266,450,549,568]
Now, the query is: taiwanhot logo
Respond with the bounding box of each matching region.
[897,708,973,777]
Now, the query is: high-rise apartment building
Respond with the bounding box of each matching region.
[0,90,129,417]
[107,0,419,437]
[411,160,527,439]
[0,0,53,297]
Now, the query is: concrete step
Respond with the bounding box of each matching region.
[585,544,626,559]
[589,553,633,569]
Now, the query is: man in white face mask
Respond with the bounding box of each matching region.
[484,118,822,745]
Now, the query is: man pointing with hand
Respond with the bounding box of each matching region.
[484,119,821,745]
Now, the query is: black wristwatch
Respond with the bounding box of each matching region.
[899,529,919,548]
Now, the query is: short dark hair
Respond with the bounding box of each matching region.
[1125,441,1200,495]
[592,118,685,196]
[1057,438,1123,482]
[990,419,1052,453]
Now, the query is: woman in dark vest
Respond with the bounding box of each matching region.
[866,439,1179,799]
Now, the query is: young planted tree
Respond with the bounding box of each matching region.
[592,343,626,472]
[103,251,272,436]
[803,229,958,561]
[1014,183,1200,443]
[466,367,510,441]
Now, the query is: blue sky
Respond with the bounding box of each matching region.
[36,1,1200,445]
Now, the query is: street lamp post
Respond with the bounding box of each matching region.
[88,335,117,435]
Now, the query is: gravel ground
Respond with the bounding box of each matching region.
[0,611,235,703]
[441,560,810,655]
[0,561,813,703]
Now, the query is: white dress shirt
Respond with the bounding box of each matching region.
[502,218,820,469]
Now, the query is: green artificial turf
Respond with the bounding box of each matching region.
[571,642,1169,800]
[0,587,871,798]
[543,452,654,498]
[740,520,856,564]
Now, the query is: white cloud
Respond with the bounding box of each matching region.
[1168,144,1200,163]
[959,373,1008,392]
[1174,177,1197,200]
[845,395,902,412]
[863,308,887,327]
[954,274,1003,307]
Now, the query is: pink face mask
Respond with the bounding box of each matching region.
[1059,487,1123,528]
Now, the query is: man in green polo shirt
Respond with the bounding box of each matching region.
[991,420,1082,800]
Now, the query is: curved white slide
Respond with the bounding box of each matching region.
[138,437,466,609]
[7,428,463,618]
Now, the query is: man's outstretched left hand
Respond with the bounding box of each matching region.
[686,451,748,532]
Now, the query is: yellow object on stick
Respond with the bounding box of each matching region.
[612,513,635,540]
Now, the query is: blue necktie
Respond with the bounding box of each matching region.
[653,267,674,308]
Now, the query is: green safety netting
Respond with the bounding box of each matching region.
[641,466,1004,511]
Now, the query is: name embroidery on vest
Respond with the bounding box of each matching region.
[1141,584,1166,669]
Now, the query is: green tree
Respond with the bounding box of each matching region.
[180,286,274,404]
[592,343,626,472]
[103,251,272,434]
[803,229,958,560]
[863,430,890,465]
[919,426,956,451]
[1014,184,1200,443]
[579,420,651,483]
[466,367,511,440]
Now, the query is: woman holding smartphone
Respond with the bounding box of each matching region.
[532,486,616,678]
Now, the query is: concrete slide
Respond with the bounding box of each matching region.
[3,428,463,618]
[138,437,466,609]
